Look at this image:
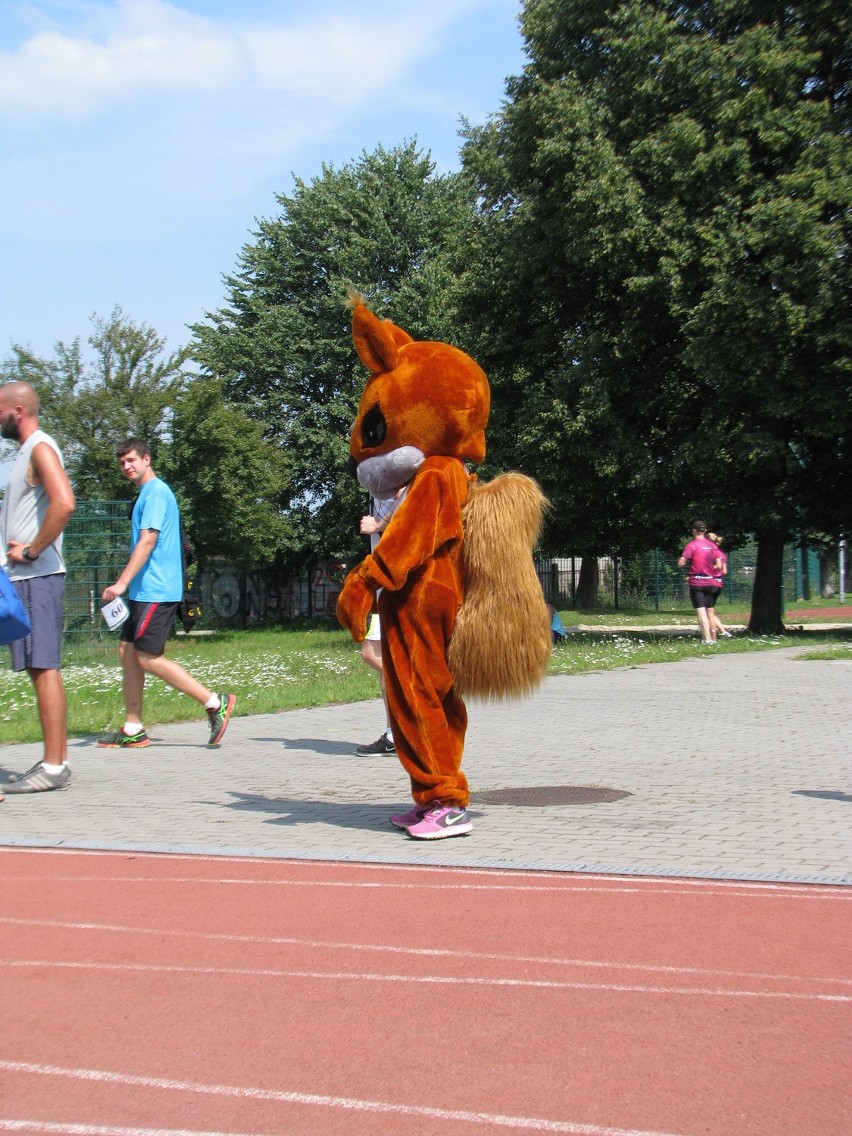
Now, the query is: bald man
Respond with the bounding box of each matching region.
[0,381,75,795]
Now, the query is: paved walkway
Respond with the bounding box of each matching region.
[2,646,850,884]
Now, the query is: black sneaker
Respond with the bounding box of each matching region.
[355,733,396,757]
[207,692,236,746]
[97,728,150,748]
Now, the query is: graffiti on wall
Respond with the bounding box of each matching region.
[205,562,345,622]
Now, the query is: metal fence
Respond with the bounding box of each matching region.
[62,501,347,639]
[534,545,822,612]
[62,502,832,638]
[64,500,133,637]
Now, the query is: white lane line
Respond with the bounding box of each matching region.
[0,848,844,893]
[0,1123,251,1135]
[0,1060,687,1135]
[2,959,848,1001]
[2,874,847,898]
[2,916,847,989]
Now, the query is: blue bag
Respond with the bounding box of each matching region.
[550,607,568,644]
[0,565,32,645]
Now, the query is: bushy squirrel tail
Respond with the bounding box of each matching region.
[448,472,552,700]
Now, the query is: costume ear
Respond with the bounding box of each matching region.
[352,303,412,375]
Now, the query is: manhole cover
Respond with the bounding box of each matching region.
[471,785,632,806]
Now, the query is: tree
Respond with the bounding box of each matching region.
[459,0,851,631]
[191,141,475,575]
[166,376,292,570]
[1,307,189,498]
[0,310,290,567]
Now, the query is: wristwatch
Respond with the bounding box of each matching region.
[22,546,39,561]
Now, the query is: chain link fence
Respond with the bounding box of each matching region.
[64,500,133,638]
[62,502,834,639]
[534,543,825,612]
[62,501,346,640]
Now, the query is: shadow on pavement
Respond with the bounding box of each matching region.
[208,791,483,833]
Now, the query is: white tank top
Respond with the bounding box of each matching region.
[1,429,67,579]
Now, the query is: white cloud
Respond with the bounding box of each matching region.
[0,0,524,356]
[0,1,245,120]
[0,0,482,125]
[0,0,495,219]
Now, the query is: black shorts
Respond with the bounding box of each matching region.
[689,585,721,610]
[120,600,179,656]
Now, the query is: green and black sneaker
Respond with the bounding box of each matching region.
[97,728,150,748]
[207,692,236,746]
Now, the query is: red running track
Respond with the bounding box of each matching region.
[787,606,851,621]
[0,848,849,1136]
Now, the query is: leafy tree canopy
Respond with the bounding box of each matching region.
[165,375,293,571]
[1,306,189,499]
[0,310,289,571]
[191,141,475,573]
[459,0,850,627]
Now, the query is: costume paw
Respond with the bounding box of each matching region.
[336,570,374,642]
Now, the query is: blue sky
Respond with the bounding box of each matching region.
[0,0,527,361]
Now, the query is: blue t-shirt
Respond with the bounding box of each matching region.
[129,477,183,602]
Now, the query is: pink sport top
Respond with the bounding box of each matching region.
[682,538,721,588]
[712,548,727,586]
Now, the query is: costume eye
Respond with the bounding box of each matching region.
[361,403,386,448]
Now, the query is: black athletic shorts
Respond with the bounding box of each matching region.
[120,600,179,656]
[689,585,722,610]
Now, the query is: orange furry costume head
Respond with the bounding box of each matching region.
[346,295,490,499]
[337,294,549,816]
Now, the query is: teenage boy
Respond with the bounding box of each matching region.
[99,438,235,748]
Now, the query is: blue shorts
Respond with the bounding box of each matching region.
[9,574,65,672]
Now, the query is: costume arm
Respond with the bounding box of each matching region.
[356,462,465,593]
[336,461,466,642]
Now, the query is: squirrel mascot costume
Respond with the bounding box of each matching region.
[336,292,552,839]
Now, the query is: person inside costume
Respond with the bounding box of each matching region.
[336,296,485,838]
[336,293,551,839]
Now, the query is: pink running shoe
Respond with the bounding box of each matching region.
[406,801,472,840]
[390,804,429,830]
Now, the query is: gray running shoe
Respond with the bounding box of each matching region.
[5,761,44,784]
[4,762,71,794]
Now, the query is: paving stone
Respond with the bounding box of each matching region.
[1,645,850,883]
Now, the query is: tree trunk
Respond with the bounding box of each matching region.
[747,531,787,634]
[575,556,601,610]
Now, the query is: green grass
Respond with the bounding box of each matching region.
[1,619,850,746]
[1,626,380,746]
[547,627,851,676]
[562,597,851,627]
[793,645,852,662]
